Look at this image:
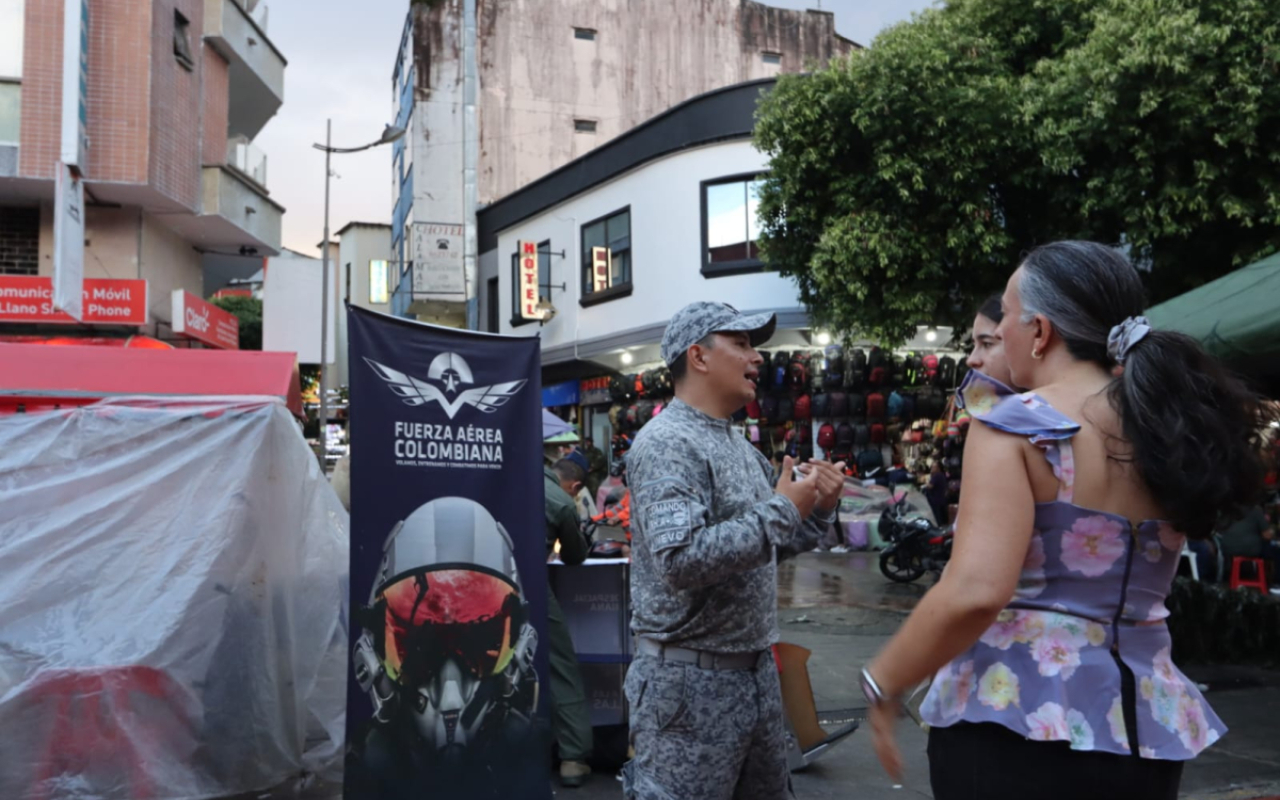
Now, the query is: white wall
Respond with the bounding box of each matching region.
[495,139,803,351]
[334,225,393,385]
[262,253,335,364]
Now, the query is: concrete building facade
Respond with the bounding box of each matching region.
[390,0,854,328]
[0,0,285,340]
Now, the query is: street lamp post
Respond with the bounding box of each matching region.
[313,120,406,465]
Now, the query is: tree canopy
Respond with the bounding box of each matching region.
[754,0,1280,345]
[211,295,262,351]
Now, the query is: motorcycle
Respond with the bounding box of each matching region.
[878,495,952,583]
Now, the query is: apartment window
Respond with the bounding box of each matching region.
[702,174,766,277]
[173,11,194,70]
[574,28,596,41]
[1,0,25,145]
[580,208,632,306]
[762,52,782,65]
[574,119,597,134]
[510,240,552,326]
[369,260,390,304]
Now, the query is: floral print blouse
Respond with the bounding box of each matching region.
[919,371,1224,760]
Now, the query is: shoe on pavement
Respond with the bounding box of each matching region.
[560,760,591,788]
[831,545,850,554]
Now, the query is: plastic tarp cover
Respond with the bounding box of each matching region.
[0,396,349,799]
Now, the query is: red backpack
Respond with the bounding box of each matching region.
[795,394,812,421]
[870,423,886,444]
[866,392,886,419]
[817,422,836,450]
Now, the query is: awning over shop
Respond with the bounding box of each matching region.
[1146,252,1280,392]
[1146,252,1280,361]
[0,344,303,417]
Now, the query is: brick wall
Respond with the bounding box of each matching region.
[86,0,152,183]
[148,0,204,211]
[202,43,229,167]
[17,0,63,179]
[0,207,40,275]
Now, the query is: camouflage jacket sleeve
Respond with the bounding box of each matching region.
[629,445,803,590]
[752,447,836,562]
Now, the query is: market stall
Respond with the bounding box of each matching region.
[0,344,345,799]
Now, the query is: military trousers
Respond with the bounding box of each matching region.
[547,591,594,762]
[622,650,793,800]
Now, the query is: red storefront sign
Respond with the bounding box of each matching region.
[171,290,239,350]
[0,276,148,325]
[517,240,539,319]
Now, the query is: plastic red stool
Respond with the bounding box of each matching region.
[1229,556,1269,594]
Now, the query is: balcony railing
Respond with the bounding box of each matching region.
[227,137,268,189]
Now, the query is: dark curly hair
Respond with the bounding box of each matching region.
[1017,241,1271,539]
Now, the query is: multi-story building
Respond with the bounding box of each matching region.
[389,0,854,328]
[0,0,285,343]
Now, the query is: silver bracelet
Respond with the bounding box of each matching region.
[860,667,896,708]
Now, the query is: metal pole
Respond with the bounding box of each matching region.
[319,118,331,466]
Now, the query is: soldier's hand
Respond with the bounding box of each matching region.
[798,460,847,512]
[775,455,820,519]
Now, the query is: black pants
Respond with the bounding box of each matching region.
[928,722,1183,800]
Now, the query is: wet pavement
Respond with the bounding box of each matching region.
[230,550,1280,800]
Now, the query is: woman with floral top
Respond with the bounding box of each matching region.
[861,241,1271,799]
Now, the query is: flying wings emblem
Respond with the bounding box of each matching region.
[365,358,527,420]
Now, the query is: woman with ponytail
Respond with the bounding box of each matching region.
[860,242,1270,799]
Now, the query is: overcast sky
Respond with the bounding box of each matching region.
[256,0,936,256]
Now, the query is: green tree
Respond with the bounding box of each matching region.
[754,0,1280,345]
[211,295,263,351]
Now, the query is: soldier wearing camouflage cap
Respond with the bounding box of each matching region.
[622,302,846,799]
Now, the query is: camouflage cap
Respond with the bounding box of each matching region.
[660,302,777,366]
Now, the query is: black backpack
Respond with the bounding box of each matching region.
[772,351,791,389]
[854,423,871,447]
[756,352,772,391]
[812,393,831,418]
[867,346,886,374]
[857,447,885,475]
[609,374,633,402]
[823,344,845,389]
[776,396,794,423]
[938,355,957,389]
[809,352,827,394]
[760,395,779,421]
[848,393,867,418]
[847,349,868,387]
[829,391,848,418]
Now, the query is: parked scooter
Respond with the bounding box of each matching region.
[878,495,952,583]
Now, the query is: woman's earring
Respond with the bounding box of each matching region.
[1031,348,1043,360]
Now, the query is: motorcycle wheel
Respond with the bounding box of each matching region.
[880,547,926,583]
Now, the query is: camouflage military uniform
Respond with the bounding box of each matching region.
[623,398,834,800]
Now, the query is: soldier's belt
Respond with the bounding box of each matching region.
[636,638,762,671]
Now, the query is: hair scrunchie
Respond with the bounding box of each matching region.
[1107,316,1151,364]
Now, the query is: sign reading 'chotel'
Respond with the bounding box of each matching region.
[0,276,148,325]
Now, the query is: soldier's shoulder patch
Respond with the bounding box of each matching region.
[644,499,692,552]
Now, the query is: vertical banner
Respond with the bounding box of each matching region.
[517,240,539,320]
[345,306,551,800]
[53,164,85,321]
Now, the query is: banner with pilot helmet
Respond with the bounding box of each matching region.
[345,306,550,799]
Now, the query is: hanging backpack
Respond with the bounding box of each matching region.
[866,392,886,419]
[746,398,762,420]
[902,352,920,386]
[811,393,831,419]
[938,355,957,388]
[854,423,871,447]
[772,351,791,389]
[637,400,655,425]
[756,352,773,391]
[900,392,917,421]
[776,396,794,423]
[760,395,779,421]
[789,352,810,391]
[923,354,940,385]
[868,365,886,387]
[888,354,905,387]
[847,349,868,388]
[870,423,886,444]
[829,391,848,418]
[836,422,856,450]
[610,374,633,402]
[653,365,674,396]
[848,392,866,418]
[857,447,885,475]
[794,394,812,421]
[641,370,659,398]
[887,390,906,420]
[817,423,836,451]
[956,361,971,386]
[823,344,845,389]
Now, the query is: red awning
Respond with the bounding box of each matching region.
[0,344,303,417]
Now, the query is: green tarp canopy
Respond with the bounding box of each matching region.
[1146,251,1280,393]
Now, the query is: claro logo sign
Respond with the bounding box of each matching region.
[171,290,240,349]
